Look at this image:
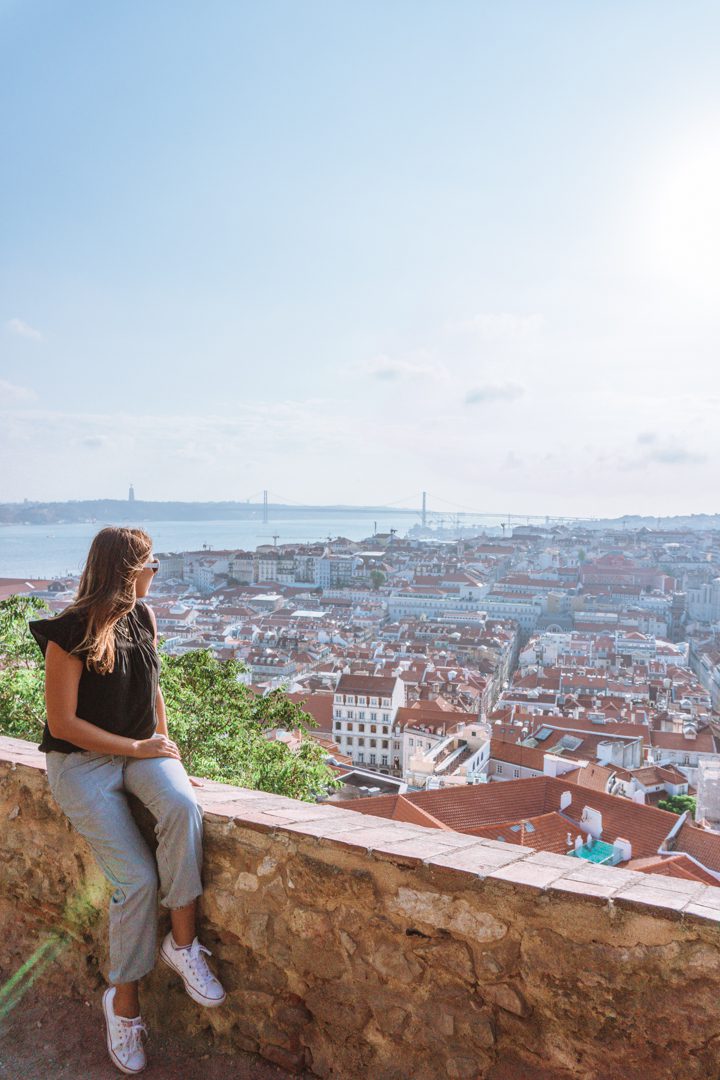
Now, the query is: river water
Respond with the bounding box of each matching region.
[0,513,502,579]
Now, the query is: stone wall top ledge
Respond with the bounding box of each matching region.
[4,735,720,929]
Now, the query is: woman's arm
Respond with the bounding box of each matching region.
[144,602,203,785]
[155,686,169,738]
[45,641,180,759]
[145,604,169,739]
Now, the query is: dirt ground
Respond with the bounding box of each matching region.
[0,985,587,1080]
[0,990,309,1080]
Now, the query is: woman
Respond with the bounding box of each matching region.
[29,526,226,1076]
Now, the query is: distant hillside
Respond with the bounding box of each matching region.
[578,513,720,532]
[0,499,418,525]
[2,500,719,531]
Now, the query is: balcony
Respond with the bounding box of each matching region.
[2,734,720,1079]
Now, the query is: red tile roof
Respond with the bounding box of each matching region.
[489,739,547,773]
[630,764,689,787]
[650,730,717,753]
[464,811,584,855]
[336,673,398,696]
[563,763,614,792]
[673,821,720,873]
[629,854,718,885]
[390,795,454,830]
[285,692,334,732]
[396,706,467,733]
[335,775,701,862]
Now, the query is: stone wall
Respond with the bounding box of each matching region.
[2,734,720,1079]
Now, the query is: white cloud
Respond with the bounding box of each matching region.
[0,383,716,516]
[356,353,439,381]
[0,379,37,404]
[464,383,525,405]
[647,445,707,466]
[6,318,44,342]
[619,437,707,470]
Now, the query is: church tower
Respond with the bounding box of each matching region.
[128,483,135,503]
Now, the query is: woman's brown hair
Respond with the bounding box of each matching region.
[65,526,153,674]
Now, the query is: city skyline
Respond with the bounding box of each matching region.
[2,2,720,516]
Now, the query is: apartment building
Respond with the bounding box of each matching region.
[332,673,406,773]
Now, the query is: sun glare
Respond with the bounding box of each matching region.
[643,129,720,294]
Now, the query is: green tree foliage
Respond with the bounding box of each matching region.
[159,649,342,799]
[369,570,386,590]
[0,594,49,738]
[657,794,697,816]
[0,597,342,801]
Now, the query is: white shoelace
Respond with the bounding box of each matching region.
[183,942,216,984]
[117,1016,148,1054]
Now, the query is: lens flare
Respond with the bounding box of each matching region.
[0,878,106,1020]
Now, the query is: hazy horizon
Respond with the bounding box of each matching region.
[2,2,719,516]
[2,493,719,526]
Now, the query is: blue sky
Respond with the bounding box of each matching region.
[2,1,719,516]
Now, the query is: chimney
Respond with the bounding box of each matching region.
[560,790,572,811]
[612,837,632,863]
[580,806,603,838]
[632,789,646,805]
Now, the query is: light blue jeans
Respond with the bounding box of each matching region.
[45,750,204,984]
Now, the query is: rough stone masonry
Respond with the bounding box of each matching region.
[2,735,720,1080]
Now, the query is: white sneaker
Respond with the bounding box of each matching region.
[160,932,227,1007]
[101,986,148,1075]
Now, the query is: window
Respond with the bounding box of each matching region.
[346,695,355,705]
[358,696,367,705]
[334,708,342,718]
[382,713,390,723]
[358,711,365,720]
[370,739,377,748]
[382,754,388,765]
[370,753,376,765]
[358,723,365,733]
[382,740,389,749]
[497,764,503,774]
[409,738,414,746]
[334,721,341,730]
[382,698,391,707]
[513,769,520,778]
[370,724,377,733]
[370,712,377,722]
[347,723,353,731]
[370,697,378,706]
[358,752,364,762]
[358,737,365,747]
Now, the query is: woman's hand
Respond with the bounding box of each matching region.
[188,776,204,788]
[131,734,182,760]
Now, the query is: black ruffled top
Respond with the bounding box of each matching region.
[29,601,160,754]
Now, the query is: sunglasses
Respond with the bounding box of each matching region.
[142,561,160,573]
